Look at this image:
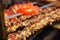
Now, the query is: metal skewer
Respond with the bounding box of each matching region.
[4,1,60,20]
[4,14,21,19]
[40,2,57,8]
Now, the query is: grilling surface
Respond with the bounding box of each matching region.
[6,7,60,40]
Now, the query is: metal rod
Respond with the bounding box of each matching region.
[40,2,59,8]
[4,14,21,19]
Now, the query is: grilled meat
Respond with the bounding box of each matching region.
[4,2,40,32]
[8,7,60,40]
[5,7,60,32]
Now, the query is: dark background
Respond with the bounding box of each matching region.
[28,24,60,40]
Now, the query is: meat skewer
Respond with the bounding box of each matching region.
[8,8,60,40]
[6,7,60,32]
[4,2,58,27]
[4,1,60,19]
[4,2,40,19]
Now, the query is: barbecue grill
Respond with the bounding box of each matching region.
[0,0,60,40]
